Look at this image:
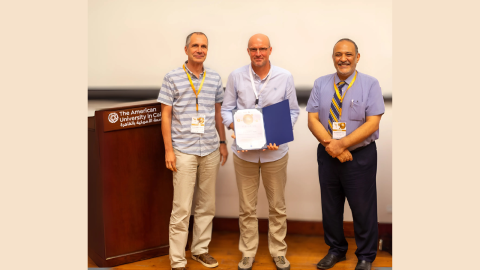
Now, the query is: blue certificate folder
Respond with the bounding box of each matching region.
[233,100,294,150]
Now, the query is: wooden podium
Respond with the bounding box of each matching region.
[88,102,173,267]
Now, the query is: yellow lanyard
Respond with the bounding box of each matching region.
[333,71,357,103]
[183,64,206,112]
[333,71,357,120]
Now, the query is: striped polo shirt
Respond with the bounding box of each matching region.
[157,62,224,156]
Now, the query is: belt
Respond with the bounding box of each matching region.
[350,142,373,153]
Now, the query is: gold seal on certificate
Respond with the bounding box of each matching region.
[233,109,267,150]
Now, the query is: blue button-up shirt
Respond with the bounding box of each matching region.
[157,62,224,156]
[305,70,385,151]
[221,63,300,163]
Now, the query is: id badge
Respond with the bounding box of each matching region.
[332,122,346,139]
[191,115,205,134]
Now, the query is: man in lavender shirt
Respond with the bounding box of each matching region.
[221,34,300,270]
[306,39,385,270]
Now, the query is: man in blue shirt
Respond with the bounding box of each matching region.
[306,39,385,270]
[221,34,300,270]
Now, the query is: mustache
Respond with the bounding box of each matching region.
[338,61,350,65]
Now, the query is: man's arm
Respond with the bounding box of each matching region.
[286,75,300,127]
[324,114,383,158]
[221,73,237,130]
[161,104,177,172]
[308,112,352,162]
[221,73,247,152]
[215,103,228,166]
[308,112,331,147]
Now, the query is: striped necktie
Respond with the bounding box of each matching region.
[327,81,346,136]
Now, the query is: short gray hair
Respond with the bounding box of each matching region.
[186,32,208,47]
[333,38,359,55]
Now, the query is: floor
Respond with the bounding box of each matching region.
[88,231,392,270]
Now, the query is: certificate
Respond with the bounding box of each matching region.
[232,108,267,150]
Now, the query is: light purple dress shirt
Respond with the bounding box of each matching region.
[305,70,385,151]
[221,63,300,163]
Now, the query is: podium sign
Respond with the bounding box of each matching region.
[102,104,162,132]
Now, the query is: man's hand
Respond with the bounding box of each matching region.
[219,144,228,166]
[323,139,346,158]
[337,149,353,163]
[266,143,279,151]
[165,150,177,172]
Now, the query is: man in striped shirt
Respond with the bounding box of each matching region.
[157,32,228,270]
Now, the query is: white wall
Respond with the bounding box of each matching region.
[89,0,392,96]
[88,0,392,223]
[215,104,392,223]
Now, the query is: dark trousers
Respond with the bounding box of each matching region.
[317,142,378,262]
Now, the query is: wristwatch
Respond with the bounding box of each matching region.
[220,139,227,145]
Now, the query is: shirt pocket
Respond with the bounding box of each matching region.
[348,100,365,121]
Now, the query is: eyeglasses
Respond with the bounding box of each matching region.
[248,47,269,54]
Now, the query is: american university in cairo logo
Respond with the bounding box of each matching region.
[108,112,119,123]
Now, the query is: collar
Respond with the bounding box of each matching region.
[184,61,205,77]
[250,61,272,81]
[334,70,357,85]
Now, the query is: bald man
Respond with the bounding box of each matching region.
[221,34,300,270]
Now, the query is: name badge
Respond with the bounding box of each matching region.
[191,115,205,134]
[332,122,346,139]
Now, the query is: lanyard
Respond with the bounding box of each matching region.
[333,71,357,120]
[249,65,271,108]
[183,64,206,112]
